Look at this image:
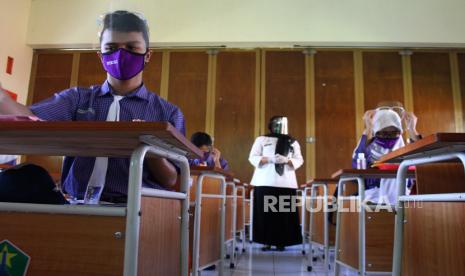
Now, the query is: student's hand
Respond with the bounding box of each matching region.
[403,112,420,140]
[211,148,221,162]
[403,112,418,133]
[275,154,289,164]
[363,110,375,140]
[363,110,375,131]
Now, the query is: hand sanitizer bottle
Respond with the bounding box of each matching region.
[357,153,367,170]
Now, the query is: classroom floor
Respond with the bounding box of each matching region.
[200,243,357,276]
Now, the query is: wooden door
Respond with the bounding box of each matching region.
[314,51,356,178]
[264,50,307,184]
[363,51,404,110]
[167,51,209,138]
[458,53,465,131]
[411,52,455,135]
[214,51,257,181]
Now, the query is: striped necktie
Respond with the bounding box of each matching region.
[85,95,124,204]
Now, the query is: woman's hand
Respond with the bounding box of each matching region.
[259,156,275,166]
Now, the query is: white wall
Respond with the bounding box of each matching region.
[0,0,33,104]
[26,0,465,49]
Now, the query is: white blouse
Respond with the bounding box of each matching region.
[248,136,304,189]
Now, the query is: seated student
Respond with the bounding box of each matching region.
[189,132,229,170]
[352,106,420,205]
[0,11,184,204]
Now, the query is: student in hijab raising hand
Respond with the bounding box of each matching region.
[353,107,419,205]
[248,116,304,251]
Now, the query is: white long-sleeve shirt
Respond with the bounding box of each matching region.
[248,136,304,189]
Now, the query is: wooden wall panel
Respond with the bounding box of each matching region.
[77,52,106,87]
[143,51,163,94]
[27,53,74,174]
[314,51,356,178]
[411,52,455,135]
[264,51,307,184]
[168,52,209,137]
[363,52,404,110]
[215,51,256,181]
[32,53,73,103]
[458,53,465,131]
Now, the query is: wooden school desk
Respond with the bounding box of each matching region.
[301,178,338,273]
[331,169,415,276]
[378,133,465,276]
[189,166,230,276]
[0,121,202,276]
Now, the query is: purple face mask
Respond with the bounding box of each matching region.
[101,48,146,80]
[374,137,399,149]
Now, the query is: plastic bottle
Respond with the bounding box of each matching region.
[356,153,367,170]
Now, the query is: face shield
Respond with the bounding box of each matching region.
[269,117,289,135]
[375,101,405,118]
[97,10,150,80]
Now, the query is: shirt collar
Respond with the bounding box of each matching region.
[98,80,151,101]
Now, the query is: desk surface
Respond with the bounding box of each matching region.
[0,121,203,158]
[378,133,465,164]
[331,169,416,179]
[189,165,234,179]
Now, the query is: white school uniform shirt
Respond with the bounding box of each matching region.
[248,136,304,189]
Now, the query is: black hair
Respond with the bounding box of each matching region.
[191,132,213,147]
[100,10,149,47]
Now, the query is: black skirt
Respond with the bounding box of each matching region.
[253,186,302,247]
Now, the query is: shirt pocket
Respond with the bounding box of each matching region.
[262,142,275,157]
[75,106,97,121]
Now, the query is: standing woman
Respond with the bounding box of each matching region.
[249,116,304,251]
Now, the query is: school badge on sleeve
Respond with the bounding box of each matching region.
[0,240,30,276]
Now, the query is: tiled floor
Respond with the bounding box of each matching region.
[200,243,357,276]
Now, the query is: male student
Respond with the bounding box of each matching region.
[0,10,185,203]
[189,132,229,170]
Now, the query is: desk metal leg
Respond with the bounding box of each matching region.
[356,177,366,276]
[229,183,238,269]
[334,179,343,276]
[126,144,191,276]
[392,152,465,276]
[237,186,247,253]
[322,184,329,273]
[301,188,308,255]
[249,189,254,243]
[305,187,314,271]
[192,173,227,276]
[333,177,365,276]
[306,183,330,273]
